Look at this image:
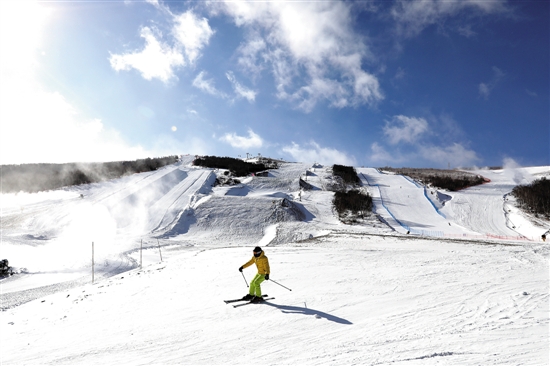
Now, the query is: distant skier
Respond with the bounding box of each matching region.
[0,259,11,276]
[239,246,270,303]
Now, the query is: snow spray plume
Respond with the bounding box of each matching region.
[26,203,118,273]
[0,157,179,194]
[1,161,184,273]
[502,158,532,185]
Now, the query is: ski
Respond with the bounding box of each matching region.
[233,297,275,308]
[224,294,268,304]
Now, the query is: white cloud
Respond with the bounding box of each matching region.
[478,83,491,99]
[172,10,214,65]
[219,129,263,149]
[0,2,174,164]
[212,1,383,112]
[226,71,256,103]
[192,71,228,98]
[352,68,382,105]
[391,0,509,38]
[369,142,403,165]
[282,141,356,166]
[110,9,213,83]
[109,27,184,83]
[236,35,266,77]
[294,75,348,112]
[0,1,50,80]
[369,141,479,168]
[151,134,210,157]
[383,115,429,145]
[525,89,538,98]
[457,24,477,38]
[1,86,154,164]
[478,66,504,100]
[394,67,406,80]
[145,0,159,7]
[419,143,479,167]
[193,70,256,103]
[374,114,480,168]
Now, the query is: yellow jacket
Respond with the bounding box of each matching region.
[242,251,270,275]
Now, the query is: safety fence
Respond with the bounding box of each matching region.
[443,233,536,242]
[409,229,444,237]
[403,231,537,242]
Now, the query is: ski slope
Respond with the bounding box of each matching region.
[1,157,215,293]
[358,168,476,236]
[1,238,548,365]
[442,167,549,239]
[1,160,549,365]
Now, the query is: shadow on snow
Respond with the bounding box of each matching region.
[265,302,352,325]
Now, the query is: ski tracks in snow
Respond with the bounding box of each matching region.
[445,187,519,238]
[357,168,473,236]
[298,235,549,365]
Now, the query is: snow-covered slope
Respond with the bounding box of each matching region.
[443,167,549,239]
[358,168,476,236]
[1,160,548,365]
[1,237,548,365]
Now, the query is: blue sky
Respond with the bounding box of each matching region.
[0,0,548,168]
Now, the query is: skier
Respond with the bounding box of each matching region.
[0,259,10,276]
[239,246,270,303]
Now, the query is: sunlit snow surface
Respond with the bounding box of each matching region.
[1,160,548,365]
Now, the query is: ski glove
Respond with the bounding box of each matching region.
[239,266,243,272]
[265,274,269,280]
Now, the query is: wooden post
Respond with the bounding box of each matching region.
[92,242,95,284]
[157,239,163,262]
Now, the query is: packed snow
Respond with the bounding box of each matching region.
[1,158,548,365]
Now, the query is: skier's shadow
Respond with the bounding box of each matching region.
[265,303,352,325]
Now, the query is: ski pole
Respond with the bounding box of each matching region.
[241,272,249,287]
[269,279,292,291]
